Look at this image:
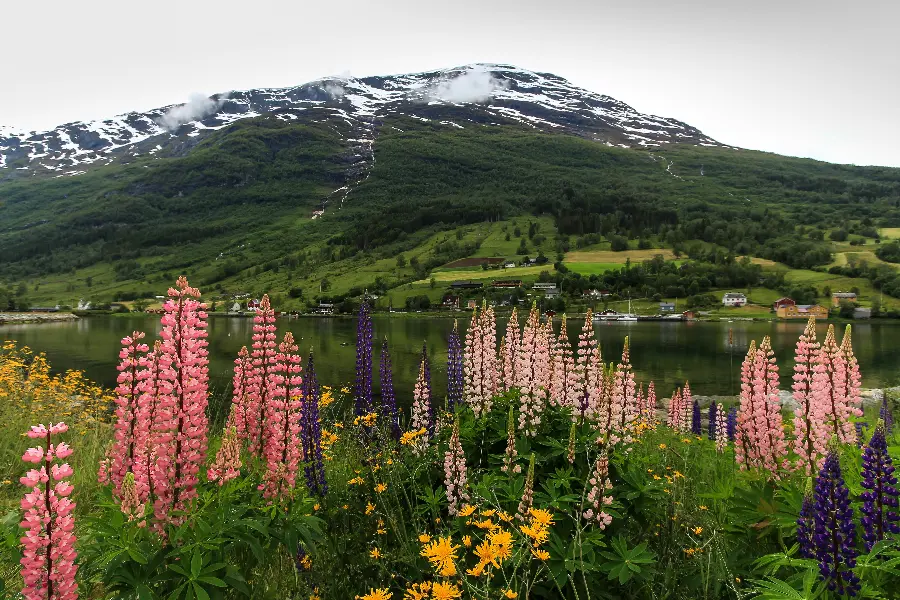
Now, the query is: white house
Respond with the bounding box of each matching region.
[722,293,747,307]
[532,282,557,291]
[503,262,516,269]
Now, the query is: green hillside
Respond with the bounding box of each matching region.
[2,115,900,311]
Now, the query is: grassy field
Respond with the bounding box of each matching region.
[564,249,676,263]
[565,262,621,275]
[881,227,900,239]
[423,265,549,283]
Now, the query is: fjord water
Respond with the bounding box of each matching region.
[2,316,898,403]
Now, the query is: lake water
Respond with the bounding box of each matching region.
[2,316,898,407]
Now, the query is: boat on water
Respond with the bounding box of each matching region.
[617,299,638,321]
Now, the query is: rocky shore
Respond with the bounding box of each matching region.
[692,387,897,410]
[0,312,80,325]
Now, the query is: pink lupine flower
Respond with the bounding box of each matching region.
[500,406,521,475]
[748,336,787,477]
[516,454,536,522]
[133,340,166,505]
[19,422,78,600]
[247,295,279,456]
[501,307,521,391]
[480,303,499,404]
[813,325,854,445]
[463,308,485,415]
[645,381,657,425]
[120,472,145,523]
[792,317,828,475]
[839,325,864,430]
[583,452,614,529]
[679,381,694,434]
[550,315,578,409]
[444,418,470,516]
[104,332,149,497]
[410,358,432,455]
[612,337,637,442]
[516,304,550,437]
[714,403,728,453]
[574,310,602,421]
[230,346,254,445]
[594,363,615,437]
[667,388,683,431]
[151,276,210,528]
[735,341,758,469]
[208,425,243,486]
[260,332,303,501]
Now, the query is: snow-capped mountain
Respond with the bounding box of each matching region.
[0,64,720,177]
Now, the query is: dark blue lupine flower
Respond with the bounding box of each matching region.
[691,400,702,435]
[854,422,869,448]
[302,351,327,496]
[797,479,815,559]
[880,395,893,433]
[354,299,373,415]
[421,341,434,435]
[860,422,900,552]
[726,407,737,441]
[708,402,718,441]
[813,451,860,596]
[447,321,464,412]
[379,338,400,440]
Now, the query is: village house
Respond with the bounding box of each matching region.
[467,299,477,310]
[532,282,557,291]
[441,294,460,309]
[491,280,522,288]
[583,289,610,299]
[450,281,484,290]
[773,297,796,311]
[776,304,829,319]
[659,302,675,313]
[722,293,747,307]
[832,291,858,306]
[503,262,516,269]
[854,307,872,319]
[316,303,335,315]
[247,299,261,311]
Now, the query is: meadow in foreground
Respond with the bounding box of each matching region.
[0,276,898,600]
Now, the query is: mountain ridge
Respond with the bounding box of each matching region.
[0,63,720,177]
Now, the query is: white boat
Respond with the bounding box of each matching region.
[618,299,638,321]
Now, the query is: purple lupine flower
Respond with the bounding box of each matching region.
[708,402,718,441]
[726,406,737,441]
[813,451,860,596]
[302,351,327,496]
[379,338,400,440]
[421,341,434,435]
[860,422,900,552]
[854,422,868,448]
[880,395,893,433]
[691,400,702,435]
[354,299,373,415]
[447,321,464,411]
[797,479,816,559]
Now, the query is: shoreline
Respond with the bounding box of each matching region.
[0,312,80,325]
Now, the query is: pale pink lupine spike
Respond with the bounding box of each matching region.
[502,307,521,391]
[734,340,758,470]
[231,346,254,444]
[791,318,828,474]
[583,451,614,529]
[151,277,210,529]
[209,424,243,486]
[410,359,432,455]
[19,422,78,600]
[750,336,787,477]
[516,304,549,437]
[260,331,303,500]
[573,310,601,422]
[477,302,499,415]
[645,381,657,424]
[679,381,693,433]
[840,325,863,432]
[667,388,682,430]
[611,337,637,443]
[714,403,728,453]
[462,307,484,415]
[813,324,853,445]
[246,294,279,456]
[104,331,148,496]
[443,418,469,516]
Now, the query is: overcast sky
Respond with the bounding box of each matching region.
[2,0,898,166]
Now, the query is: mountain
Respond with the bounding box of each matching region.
[0,64,719,178]
[1,64,899,311]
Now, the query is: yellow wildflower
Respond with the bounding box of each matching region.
[473,539,501,569]
[430,581,462,600]
[658,443,667,449]
[531,548,550,561]
[474,519,497,530]
[419,533,432,543]
[480,508,496,517]
[403,582,431,600]
[299,555,312,570]
[458,504,476,517]
[369,547,382,559]
[366,502,376,515]
[462,535,472,547]
[504,590,517,599]
[692,526,703,535]
[375,483,387,493]
[313,503,321,511]
[377,527,387,535]
[357,588,391,600]
[529,508,554,527]
[699,505,708,510]
[674,470,685,479]
[420,536,459,577]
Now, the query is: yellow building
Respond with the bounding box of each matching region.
[776,304,829,319]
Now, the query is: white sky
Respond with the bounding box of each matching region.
[2,0,898,166]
